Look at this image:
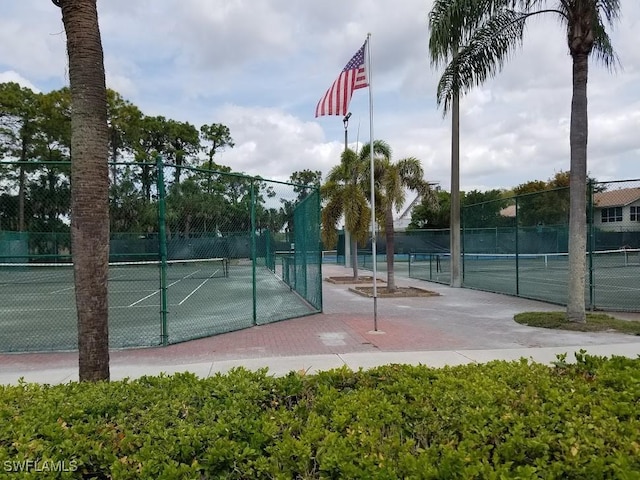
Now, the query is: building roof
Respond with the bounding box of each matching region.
[593,187,640,208]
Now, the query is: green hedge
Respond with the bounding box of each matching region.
[1,352,639,479]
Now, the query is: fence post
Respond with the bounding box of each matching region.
[515,196,520,296]
[156,156,169,346]
[266,228,272,272]
[300,213,307,300]
[461,204,465,282]
[317,188,323,311]
[588,180,594,310]
[251,179,257,325]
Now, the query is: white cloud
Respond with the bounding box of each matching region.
[0,71,41,92]
[1,0,639,194]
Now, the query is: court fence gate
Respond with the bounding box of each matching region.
[0,158,322,352]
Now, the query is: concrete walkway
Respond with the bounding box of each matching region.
[1,264,638,385]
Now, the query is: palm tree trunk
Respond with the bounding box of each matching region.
[450,91,462,287]
[351,237,359,280]
[58,0,110,381]
[385,205,396,291]
[566,52,589,323]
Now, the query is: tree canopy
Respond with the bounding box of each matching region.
[0,83,317,249]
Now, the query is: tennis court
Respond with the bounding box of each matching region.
[408,249,640,311]
[0,258,317,352]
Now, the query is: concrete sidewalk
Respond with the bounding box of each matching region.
[1,264,638,385]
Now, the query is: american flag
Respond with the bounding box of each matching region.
[315,41,368,117]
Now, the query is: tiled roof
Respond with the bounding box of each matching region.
[593,187,640,208]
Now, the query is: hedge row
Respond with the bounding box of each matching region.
[1,352,639,479]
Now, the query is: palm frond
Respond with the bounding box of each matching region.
[397,157,425,187]
[320,179,341,201]
[321,194,345,247]
[591,1,621,71]
[327,148,361,183]
[596,0,621,26]
[359,140,392,163]
[326,164,345,184]
[428,0,516,66]
[520,0,552,10]
[437,9,527,112]
[343,188,371,243]
[591,23,620,71]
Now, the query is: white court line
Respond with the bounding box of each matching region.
[128,290,160,307]
[127,270,201,307]
[49,286,75,294]
[177,269,219,305]
[128,278,183,307]
[46,271,146,295]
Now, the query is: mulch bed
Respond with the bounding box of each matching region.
[325,276,386,285]
[349,286,440,298]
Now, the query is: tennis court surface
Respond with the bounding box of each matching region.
[406,248,640,311]
[0,258,317,352]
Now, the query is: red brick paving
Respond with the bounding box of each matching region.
[0,311,470,368]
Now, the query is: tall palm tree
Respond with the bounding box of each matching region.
[428,0,620,323]
[361,140,434,292]
[321,148,370,280]
[53,0,110,381]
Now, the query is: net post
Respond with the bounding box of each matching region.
[156,155,169,346]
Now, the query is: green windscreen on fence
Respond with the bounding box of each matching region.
[0,159,322,352]
[403,180,640,311]
[458,180,640,311]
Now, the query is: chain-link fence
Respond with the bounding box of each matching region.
[458,180,640,311]
[331,230,450,283]
[0,159,322,352]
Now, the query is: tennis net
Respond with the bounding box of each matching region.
[0,257,229,285]
[409,248,640,274]
[462,248,640,273]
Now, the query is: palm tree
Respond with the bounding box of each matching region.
[321,147,371,280]
[53,0,111,381]
[361,141,434,291]
[428,0,620,323]
[429,3,471,290]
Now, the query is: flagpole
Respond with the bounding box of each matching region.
[367,32,378,331]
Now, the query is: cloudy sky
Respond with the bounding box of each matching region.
[1,0,639,192]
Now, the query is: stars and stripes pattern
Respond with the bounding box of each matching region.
[315,40,368,117]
